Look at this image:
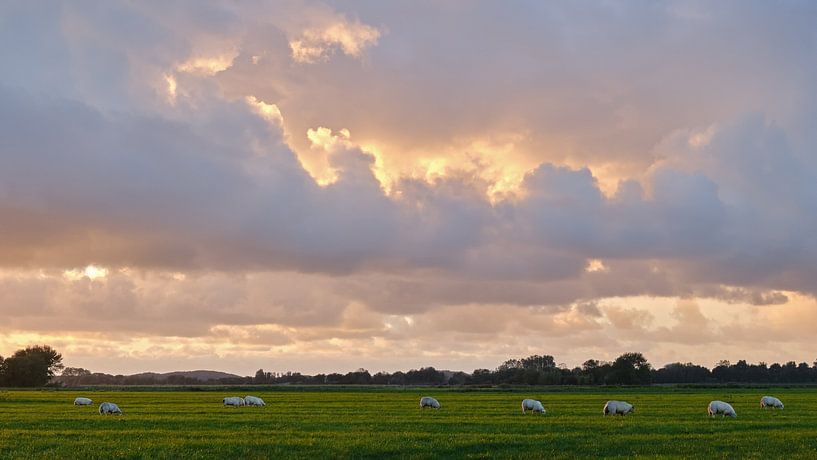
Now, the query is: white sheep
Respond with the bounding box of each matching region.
[420,396,441,409]
[98,402,122,415]
[603,400,634,416]
[708,400,736,417]
[760,396,784,409]
[73,397,93,406]
[223,396,245,407]
[245,395,266,407]
[521,399,546,414]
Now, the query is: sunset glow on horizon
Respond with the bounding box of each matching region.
[1,1,816,376]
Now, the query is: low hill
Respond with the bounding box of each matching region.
[129,370,242,381]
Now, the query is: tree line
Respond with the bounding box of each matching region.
[5,345,817,387]
[245,355,817,386]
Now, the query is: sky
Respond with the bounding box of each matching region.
[1,1,816,376]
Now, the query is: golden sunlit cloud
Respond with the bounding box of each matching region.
[463,136,529,199]
[301,127,393,192]
[585,259,608,273]
[303,127,349,186]
[245,96,284,126]
[290,20,381,63]
[688,126,716,148]
[357,143,393,194]
[63,265,108,281]
[366,134,532,201]
[307,126,351,150]
[164,73,177,105]
[176,54,236,76]
[285,125,535,198]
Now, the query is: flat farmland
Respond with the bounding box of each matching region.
[1,388,816,459]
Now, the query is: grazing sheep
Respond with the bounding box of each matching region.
[98,402,122,415]
[73,397,93,406]
[521,399,546,414]
[245,395,266,407]
[603,400,634,416]
[708,400,736,418]
[420,396,441,409]
[223,396,245,407]
[761,396,784,409]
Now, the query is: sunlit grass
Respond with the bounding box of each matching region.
[1,388,816,458]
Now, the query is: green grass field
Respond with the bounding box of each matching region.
[1,387,816,459]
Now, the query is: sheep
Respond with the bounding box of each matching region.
[223,396,246,407]
[245,395,266,407]
[603,400,634,416]
[521,399,546,414]
[73,397,93,406]
[420,396,441,409]
[761,396,784,409]
[708,400,736,418]
[98,402,122,415]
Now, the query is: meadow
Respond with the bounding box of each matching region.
[1,387,816,459]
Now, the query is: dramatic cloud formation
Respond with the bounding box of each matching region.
[1,1,816,374]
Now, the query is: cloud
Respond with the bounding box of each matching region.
[2,267,816,374]
[1,1,816,373]
[289,18,381,63]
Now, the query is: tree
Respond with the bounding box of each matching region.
[340,369,372,384]
[2,345,64,387]
[582,359,599,372]
[469,368,493,385]
[652,362,711,383]
[497,359,522,371]
[712,360,732,382]
[371,371,392,385]
[796,362,811,383]
[448,371,469,385]
[607,352,652,385]
[388,371,406,385]
[55,367,92,387]
[520,355,556,371]
[405,367,445,385]
[61,367,91,377]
